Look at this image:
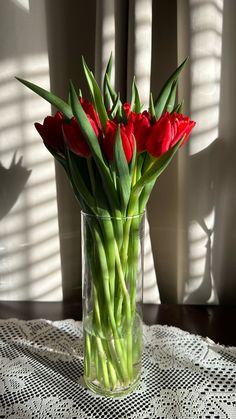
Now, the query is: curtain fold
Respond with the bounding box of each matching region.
[45,0,97,301]
[149,0,179,303]
[128,0,160,303]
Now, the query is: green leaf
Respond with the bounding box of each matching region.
[105,74,119,104]
[114,126,131,212]
[69,81,119,210]
[173,100,184,114]
[136,152,145,179]
[131,77,141,113]
[129,140,137,181]
[65,147,97,212]
[78,89,83,99]
[103,53,113,110]
[44,144,68,173]
[69,81,100,155]
[44,146,89,212]
[67,91,72,108]
[154,57,188,119]
[82,57,108,131]
[133,138,183,195]
[104,74,127,122]
[138,179,155,213]
[92,168,111,215]
[15,77,73,119]
[165,80,177,113]
[120,105,128,124]
[149,93,157,123]
[110,93,121,120]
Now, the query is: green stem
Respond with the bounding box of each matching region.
[93,223,129,383]
[107,358,117,389]
[87,157,96,198]
[116,195,141,326]
[85,334,91,378]
[95,337,110,389]
[89,226,124,385]
[139,179,156,214]
[91,259,124,386]
[99,218,116,313]
[114,240,134,378]
[128,216,141,316]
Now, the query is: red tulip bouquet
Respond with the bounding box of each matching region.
[16,56,195,397]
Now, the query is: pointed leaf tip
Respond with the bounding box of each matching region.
[154,56,189,119]
[15,76,73,119]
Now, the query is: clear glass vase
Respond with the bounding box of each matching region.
[81,212,144,397]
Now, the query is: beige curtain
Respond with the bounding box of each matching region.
[0,0,235,304]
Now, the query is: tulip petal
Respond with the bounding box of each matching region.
[63,118,91,157]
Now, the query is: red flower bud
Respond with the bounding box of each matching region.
[63,116,96,157]
[35,111,64,153]
[80,98,101,132]
[63,99,101,157]
[129,111,151,152]
[123,103,131,118]
[146,112,196,158]
[102,120,134,163]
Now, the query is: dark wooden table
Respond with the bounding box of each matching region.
[0,301,235,346]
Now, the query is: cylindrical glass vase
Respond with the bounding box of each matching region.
[82,211,144,397]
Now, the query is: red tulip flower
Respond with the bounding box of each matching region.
[35,111,64,153]
[123,103,131,118]
[63,117,92,157]
[102,120,134,163]
[63,99,101,157]
[146,112,196,158]
[129,111,151,152]
[80,98,101,132]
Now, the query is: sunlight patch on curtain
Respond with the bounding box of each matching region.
[0,54,62,301]
[183,0,224,304]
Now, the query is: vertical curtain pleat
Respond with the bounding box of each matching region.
[149,0,179,303]
[128,0,160,303]
[114,0,129,99]
[45,0,97,301]
[95,0,115,86]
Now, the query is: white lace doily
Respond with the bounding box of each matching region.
[0,318,236,418]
